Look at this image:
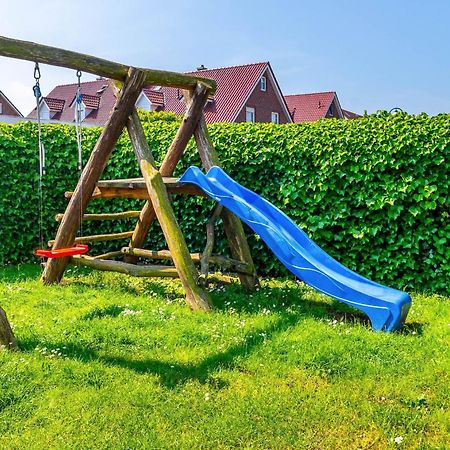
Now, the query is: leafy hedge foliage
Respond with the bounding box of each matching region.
[0,111,449,293]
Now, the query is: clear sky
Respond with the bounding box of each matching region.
[0,0,449,116]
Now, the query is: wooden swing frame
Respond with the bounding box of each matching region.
[0,35,258,311]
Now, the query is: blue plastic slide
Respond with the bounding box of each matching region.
[179,166,411,332]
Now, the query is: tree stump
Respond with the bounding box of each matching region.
[0,307,19,351]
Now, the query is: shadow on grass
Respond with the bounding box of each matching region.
[399,321,426,336]
[20,310,304,390]
[67,274,183,300]
[15,270,423,389]
[212,281,372,326]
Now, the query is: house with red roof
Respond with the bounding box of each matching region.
[284,91,360,123]
[0,90,23,124]
[162,62,292,124]
[27,79,115,125]
[27,62,292,126]
[27,64,360,126]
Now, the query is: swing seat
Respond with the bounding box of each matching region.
[35,244,89,258]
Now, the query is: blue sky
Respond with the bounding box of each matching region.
[1,0,449,116]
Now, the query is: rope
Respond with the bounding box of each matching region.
[75,70,84,237]
[33,62,45,252]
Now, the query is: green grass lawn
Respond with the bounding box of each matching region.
[0,265,448,449]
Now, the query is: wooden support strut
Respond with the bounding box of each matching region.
[70,255,239,285]
[42,67,146,284]
[193,114,259,291]
[126,108,212,311]
[121,247,253,275]
[199,204,223,285]
[124,83,210,262]
[71,255,179,278]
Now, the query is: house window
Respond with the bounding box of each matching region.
[246,107,255,123]
[260,76,266,92]
[0,103,2,114]
[328,104,334,117]
[271,112,279,124]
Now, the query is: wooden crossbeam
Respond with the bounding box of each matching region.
[0,36,216,93]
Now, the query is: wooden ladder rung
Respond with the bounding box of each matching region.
[48,231,134,247]
[55,211,141,222]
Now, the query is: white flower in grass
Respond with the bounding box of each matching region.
[394,436,404,444]
[121,308,143,316]
[204,393,210,401]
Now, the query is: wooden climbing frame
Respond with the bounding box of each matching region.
[0,35,259,311]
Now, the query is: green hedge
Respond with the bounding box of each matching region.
[0,111,449,293]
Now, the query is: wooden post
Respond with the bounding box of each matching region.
[42,67,146,284]
[125,82,210,261]
[193,115,259,291]
[199,205,223,286]
[0,307,19,351]
[127,110,212,311]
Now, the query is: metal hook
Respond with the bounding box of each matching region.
[34,62,41,81]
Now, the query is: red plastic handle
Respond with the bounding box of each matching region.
[35,244,89,258]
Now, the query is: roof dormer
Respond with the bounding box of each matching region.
[40,97,65,119]
[136,88,165,111]
[71,93,101,122]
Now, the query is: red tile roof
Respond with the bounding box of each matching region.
[43,97,65,112]
[142,88,164,105]
[28,79,116,124]
[27,62,291,125]
[0,90,23,117]
[159,62,269,123]
[81,94,101,109]
[284,92,336,122]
